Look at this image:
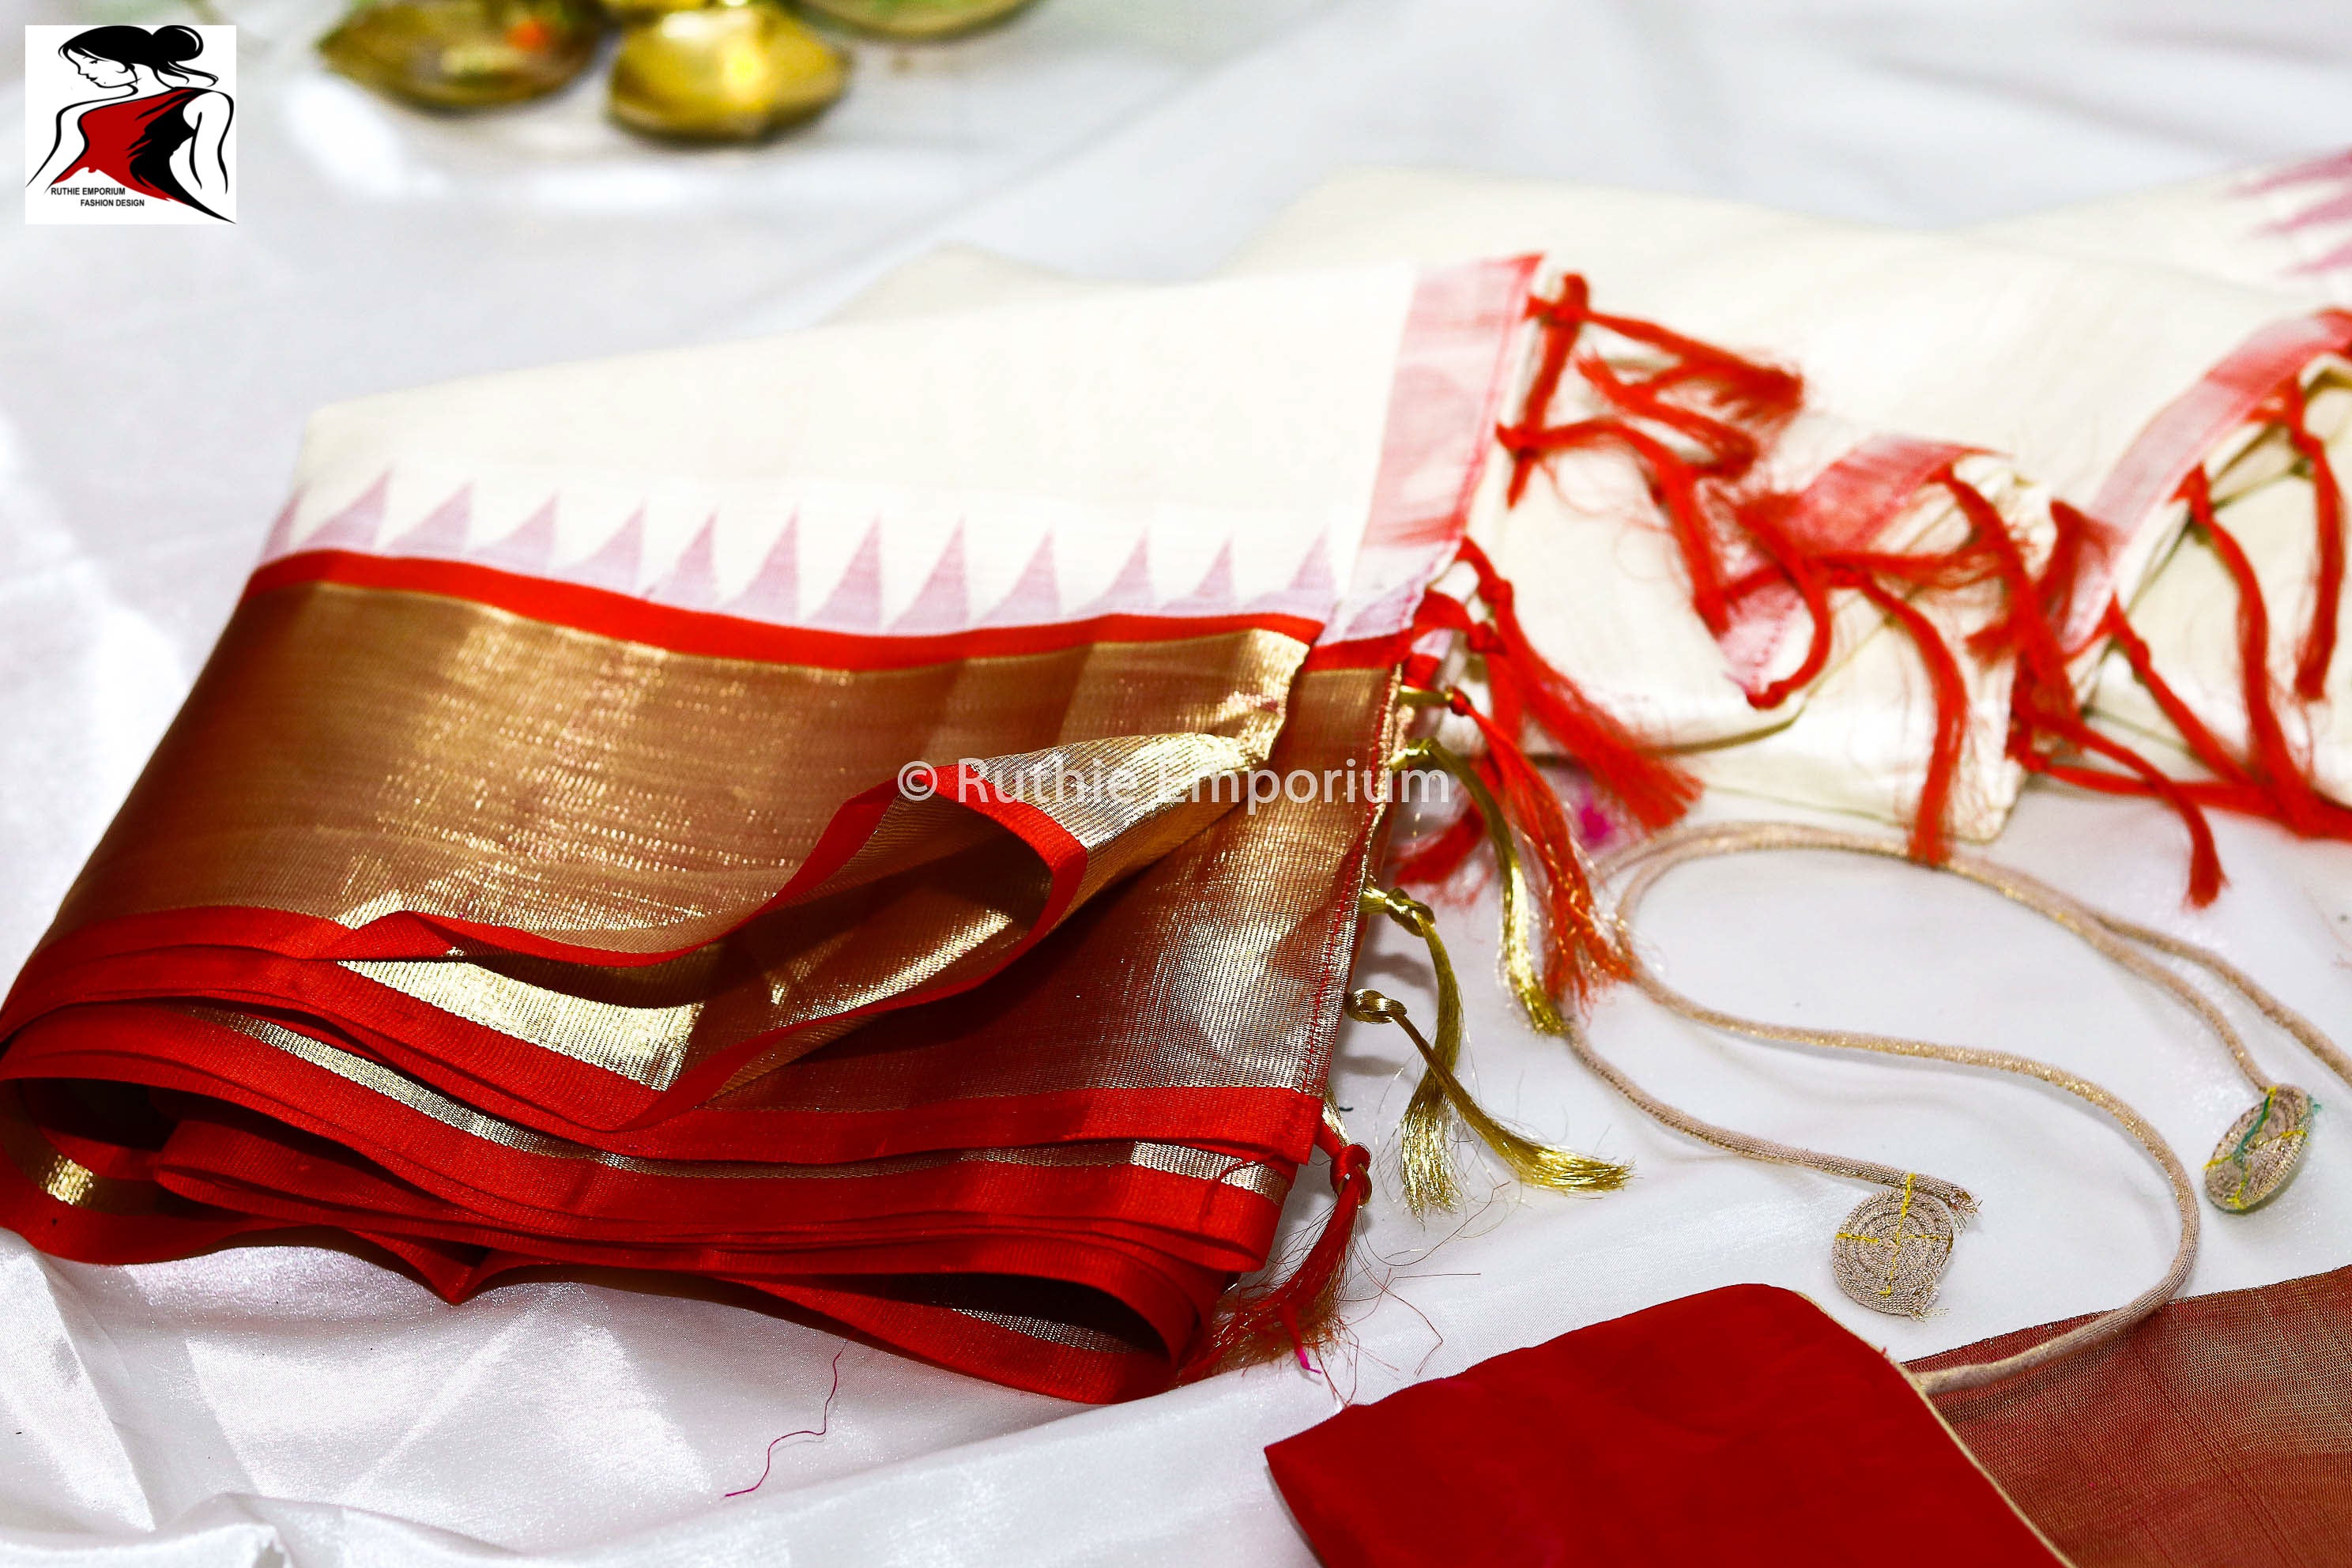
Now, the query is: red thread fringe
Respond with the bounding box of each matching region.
[1487,274,2352,901]
[2266,379,2350,699]
[1450,540,1700,831]
[1178,1126,1370,1383]
[1446,692,1630,1006]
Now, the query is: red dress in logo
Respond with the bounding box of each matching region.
[53,88,205,206]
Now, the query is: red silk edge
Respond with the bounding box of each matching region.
[245,549,1327,669]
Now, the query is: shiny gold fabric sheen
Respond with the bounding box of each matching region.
[337,731,1259,1090]
[0,1087,160,1216]
[55,580,1302,948]
[7,562,1406,1394]
[714,663,1410,1114]
[171,1004,1291,1204]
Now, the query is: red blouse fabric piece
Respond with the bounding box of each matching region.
[55,89,202,205]
[1266,1283,2064,1568]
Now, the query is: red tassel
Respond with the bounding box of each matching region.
[1497,277,1806,638]
[1448,693,1630,1005]
[1178,1126,1370,1383]
[1842,576,1968,866]
[1391,795,1490,894]
[1451,541,1700,831]
[2182,471,2352,839]
[2097,596,2254,793]
[1500,420,1730,628]
[1716,496,1832,713]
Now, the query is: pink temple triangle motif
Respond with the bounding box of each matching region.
[726,514,800,621]
[1076,536,1154,618]
[384,485,473,560]
[2241,147,2352,276]
[888,524,969,635]
[569,510,645,596]
[1246,533,1337,620]
[979,534,1061,628]
[652,516,722,610]
[2245,146,2352,198]
[2267,187,2352,232]
[301,473,390,555]
[473,498,556,575]
[1337,577,1427,644]
[1159,542,1236,617]
[258,489,304,560]
[809,522,884,631]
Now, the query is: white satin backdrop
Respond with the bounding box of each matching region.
[3,1,2352,1562]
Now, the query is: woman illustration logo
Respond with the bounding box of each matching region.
[28,26,234,222]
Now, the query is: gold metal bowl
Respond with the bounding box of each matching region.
[795,0,1035,41]
[318,0,603,109]
[609,2,849,140]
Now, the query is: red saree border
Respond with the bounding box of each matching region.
[245,550,1327,669]
[4,982,1326,1166]
[6,910,1329,1155]
[0,1139,1188,1404]
[6,759,1102,1132]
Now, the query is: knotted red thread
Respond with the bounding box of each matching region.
[1449,541,1700,831]
[2264,378,2349,699]
[2162,472,2352,839]
[1724,466,2023,865]
[2011,609,2226,906]
[2008,462,2352,903]
[1498,278,1805,639]
[1438,688,1630,1006]
[1179,1125,1371,1383]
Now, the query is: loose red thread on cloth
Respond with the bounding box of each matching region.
[2266,378,2350,699]
[1179,1125,1370,1382]
[2043,469,2352,878]
[1442,688,1629,1005]
[1449,539,1701,833]
[1433,277,2349,911]
[1497,277,1805,643]
[725,1347,846,1498]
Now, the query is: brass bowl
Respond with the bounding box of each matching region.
[795,0,1035,40]
[609,3,848,141]
[597,0,705,27]
[319,0,603,109]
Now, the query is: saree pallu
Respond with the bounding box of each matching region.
[1973,147,2352,310]
[0,259,1537,1401]
[1970,175,2352,835]
[1232,172,2352,892]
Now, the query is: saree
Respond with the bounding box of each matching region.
[831,243,2064,867]
[0,259,1538,1402]
[1973,164,2352,842]
[1232,170,2352,895]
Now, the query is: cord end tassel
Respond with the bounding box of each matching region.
[1359,890,1631,1214]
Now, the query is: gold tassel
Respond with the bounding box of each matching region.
[1356,888,1630,1211]
[1389,734,1562,1034]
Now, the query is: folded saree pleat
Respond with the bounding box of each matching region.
[0,260,1533,1400]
